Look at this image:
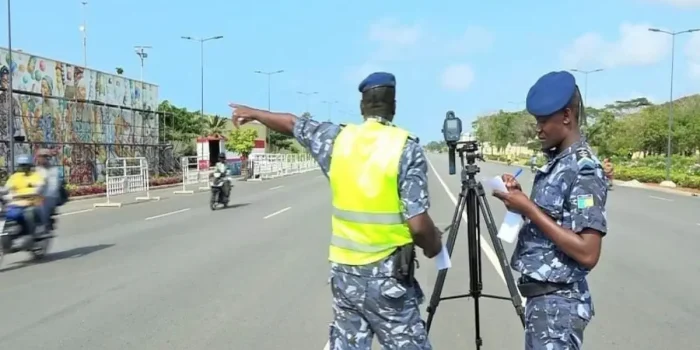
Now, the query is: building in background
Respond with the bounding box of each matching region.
[0,48,160,185]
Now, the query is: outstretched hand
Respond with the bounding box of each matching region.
[229,103,260,128]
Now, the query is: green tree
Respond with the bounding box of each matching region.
[116,67,124,75]
[226,128,258,179]
[204,115,227,137]
[157,100,206,156]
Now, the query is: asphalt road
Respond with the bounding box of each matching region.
[0,156,697,349]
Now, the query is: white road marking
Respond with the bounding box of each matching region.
[56,209,94,217]
[269,185,284,190]
[263,207,291,219]
[649,195,673,202]
[144,208,190,221]
[320,159,526,349]
[427,158,525,305]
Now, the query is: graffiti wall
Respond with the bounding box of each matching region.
[0,47,161,185]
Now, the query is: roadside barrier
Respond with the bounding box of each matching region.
[173,156,212,194]
[248,153,318,180]
[93,157,160,208]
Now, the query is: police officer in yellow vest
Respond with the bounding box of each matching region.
[231,72,443,349]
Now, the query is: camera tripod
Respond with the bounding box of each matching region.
[425,146,525,349]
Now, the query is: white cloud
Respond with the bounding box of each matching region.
[685,32,700,80]
[440,64,475,91]
[644,0,700,8]
[447,26,494,55]
[561,23,671,69]
[367,18,423,61]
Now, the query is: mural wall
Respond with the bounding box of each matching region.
[0,48,161,185]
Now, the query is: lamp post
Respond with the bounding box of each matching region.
[181,35,224,120]
[134,45,152,83]
[181,35,224,160]
[80,1,87,68]
[322,100,339,122]
[648,27,700,184]
[570,68,604,127]
[296,91,318,114]
[254,70,284,151]
[6,0,15,171]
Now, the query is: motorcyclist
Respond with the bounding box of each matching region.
[603,158,614,189]
[213,152,231,201]
[35,149,64,231]
[3,154,47,238]
[529,154,538,172]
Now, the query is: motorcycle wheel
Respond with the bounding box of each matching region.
[210,192,218,211]
[30,237,51,261]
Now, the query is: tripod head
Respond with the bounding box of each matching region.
[441,111,480,179]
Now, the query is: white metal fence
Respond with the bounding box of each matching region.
[248,153,318,180]
[93,157,160,208]
[173,156,212,194]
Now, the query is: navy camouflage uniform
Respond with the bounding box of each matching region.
[292,78,432,349]
[515,71,608,350]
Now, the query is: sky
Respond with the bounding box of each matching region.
[2,0,700,142]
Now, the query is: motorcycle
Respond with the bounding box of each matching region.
[0,195,54,268]
[209,171,230,210]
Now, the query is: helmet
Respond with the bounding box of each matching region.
[16,154,32,166]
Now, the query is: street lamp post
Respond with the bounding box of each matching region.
[296,91,318,114]
[322,100,339,122]
[648,27,700,184]
[180,35,223,120]
[6,0,15,172]
[80,1,87,68]
[254,70,284,152]
[181,35,224,161]
[570,68,604,127]
[134,45,152,83]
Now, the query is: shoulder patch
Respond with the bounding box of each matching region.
[575,148,596,173]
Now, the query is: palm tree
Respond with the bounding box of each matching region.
[204,115,227,137]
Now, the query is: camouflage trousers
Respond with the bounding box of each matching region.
[328,271,432,349]
[524,294,589,350]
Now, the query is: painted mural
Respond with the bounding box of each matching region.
[0,48,161,185]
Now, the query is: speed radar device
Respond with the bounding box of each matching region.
[427,110,525,349]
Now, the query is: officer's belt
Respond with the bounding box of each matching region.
[517,278,574,298]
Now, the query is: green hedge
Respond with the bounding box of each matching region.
[485,154,700,189]
[615,166,700,189]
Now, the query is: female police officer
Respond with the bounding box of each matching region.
[492,71,608,350]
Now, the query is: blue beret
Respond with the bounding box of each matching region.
[358,72,396,93]
[526,71,577,118]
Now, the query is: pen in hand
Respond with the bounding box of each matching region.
[513,168,523,179]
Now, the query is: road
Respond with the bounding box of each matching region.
[0,155,698,349]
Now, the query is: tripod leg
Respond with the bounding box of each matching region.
[466,185,484,349]
[475,183,526,327]
[425,186,467,333]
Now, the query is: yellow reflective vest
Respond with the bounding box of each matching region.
[328,120,413,265]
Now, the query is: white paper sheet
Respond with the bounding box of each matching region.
[435,241,452,271]
[486,176,524,244]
